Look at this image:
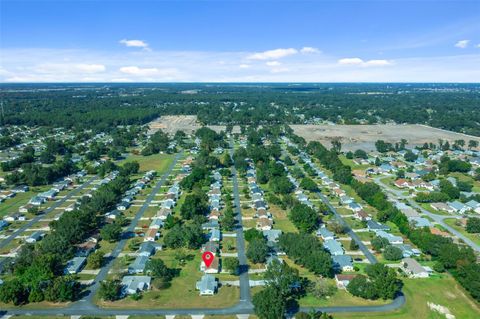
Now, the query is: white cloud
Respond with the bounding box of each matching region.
[119,66,160,76]
[300,47,320,54]
[338,58,391,67]
[1,48,479,82]
[455,40,470,48]
[34,63,106,74]
[247,48,298,60]
[119,39,149,48]
[119,66,178,78]
[364,59,392,67]
[477,43,480,48]
[266,61,281,66]
[338,57,364,65]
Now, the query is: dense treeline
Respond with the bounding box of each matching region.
[2,83,480,135]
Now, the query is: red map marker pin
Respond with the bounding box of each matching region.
[202,251,214,268]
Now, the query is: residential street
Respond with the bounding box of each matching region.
[0,175,99,251]
[373,176,480,253]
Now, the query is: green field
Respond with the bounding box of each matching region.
[119,153,176,174]
[333,275,480,319]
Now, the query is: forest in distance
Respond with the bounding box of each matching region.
[1,83,480,136]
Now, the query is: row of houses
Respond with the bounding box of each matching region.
[196,170,225,296]
[246,162,273,231]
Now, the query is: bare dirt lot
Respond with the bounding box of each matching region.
[148,115,240,134]
[150,116,480,152]
[291,124,480,151]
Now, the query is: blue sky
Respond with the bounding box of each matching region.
[1,0,479,82]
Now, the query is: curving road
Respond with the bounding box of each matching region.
[373,176,480,253]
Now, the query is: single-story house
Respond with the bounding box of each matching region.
[202,241,220,255]
[402,258,430,278]
[408,217,431,228]
[144,228,158,242]
[209,228,221,242]
[128,255,149,274]
[65,257,86,274]
[138,242,160,257]
[332,255,354,272]
[430,202,455,213]
[376,230,403,244]
[149,218,164,229]
[447,201,469,214]
[335,274,357,289]
[121,276,151,295]
[25,231,44,244]
[392,244,420,258]
[200,256,220,273]
[316,226,335,241]
[196,274,218,296]
[367,220,390,232]
[324,239,344,256]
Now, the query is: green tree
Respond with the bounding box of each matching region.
[146,259,173,281]
[87,251,105,269]
[100,223,122,242]
[383,245,403,261]
[252,286,286,319]
[371,236,389,252]
[99,280,121,301]
[223,257,240,275]
[247,238,269,264]
[466,217,480,233]
[289,203,319,233]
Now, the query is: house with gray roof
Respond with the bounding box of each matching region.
[332,255,353,272]
[376,230,403,244]
[128,255,149,274]
[367,220,390,232]
[138,242,160,257]
[447,201,469,214]
[196,274,218,296]
[316,226,335,241]
[402,258,430,278]
[408,217,431,228]
[25,231,44,244]
[65,257,86,274]
[324,239,344,256]
[392,244,420,258]
[121,276,151,295]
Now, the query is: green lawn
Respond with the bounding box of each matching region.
[97,249,239,309]
[119,153,175,174]
[0,186,51,218]
[333,275,480,319]
[444,218,480,246]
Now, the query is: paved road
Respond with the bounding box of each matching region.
[315,191,378,264]
[0,175,98,251]
[229,137,252,307]
[373,176,480,253]
[80,153,182,305]
[0,149,407,316]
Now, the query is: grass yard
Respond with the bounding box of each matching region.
[0,186,50,218]
[333,275,480,319]
[120,153,175,174]
[97,249,239,309]
[299,288,388,308]
[444,218,480,246]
